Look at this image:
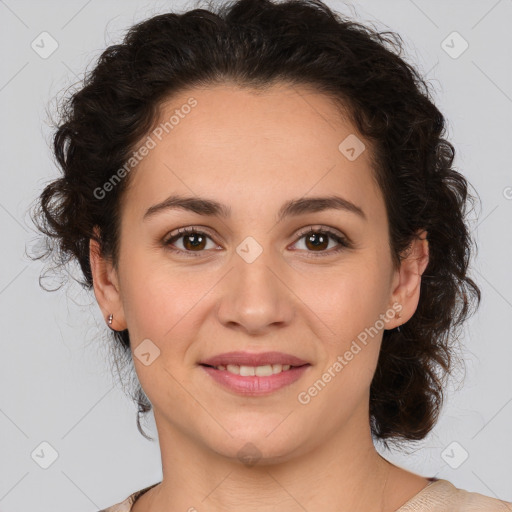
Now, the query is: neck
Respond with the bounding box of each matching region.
[145,404,397,512]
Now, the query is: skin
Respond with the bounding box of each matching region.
[90,83,430,512]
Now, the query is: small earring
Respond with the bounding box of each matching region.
[107,313,117,331]
[395,310,402,332]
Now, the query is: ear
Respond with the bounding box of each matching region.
[89,226,127,331]
[386,229,429,329]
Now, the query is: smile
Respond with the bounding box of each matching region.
[199,363,311,395]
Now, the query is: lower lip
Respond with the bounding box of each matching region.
[200,364,310,396]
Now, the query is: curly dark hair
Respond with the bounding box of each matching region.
[30,0,481,448]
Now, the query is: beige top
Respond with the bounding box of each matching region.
[99,479,512,511]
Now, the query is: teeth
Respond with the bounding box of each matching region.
[215,364,292,375]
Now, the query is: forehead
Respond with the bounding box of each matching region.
[122,83,386,226]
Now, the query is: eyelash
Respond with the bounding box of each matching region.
[163,226,352,258]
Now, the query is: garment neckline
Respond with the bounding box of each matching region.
[394,478,447,511]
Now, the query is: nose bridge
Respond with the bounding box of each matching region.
[216,237,293,332]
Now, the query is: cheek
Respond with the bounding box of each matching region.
[310,266,388,368]
[307,264,386,324]
[119,248,215,357]
[119,244,175,318]
[121,265,201,396]
[123,275,193,342]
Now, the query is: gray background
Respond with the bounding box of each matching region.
[1,0,511,510]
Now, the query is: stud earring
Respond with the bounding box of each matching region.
[395,309,402,332]
[107,313,117,331]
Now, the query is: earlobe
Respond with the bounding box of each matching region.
[89,230,126,331]
[388,229,429,329]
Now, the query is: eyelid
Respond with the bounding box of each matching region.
[163,225,219,243]
[164,224,347,242]
[293,224,348,242]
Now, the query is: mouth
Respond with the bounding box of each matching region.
[198,351,312,395]
[198,352,312,395]
[199,362,309,376]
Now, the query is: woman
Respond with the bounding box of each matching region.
[31,0,512,510]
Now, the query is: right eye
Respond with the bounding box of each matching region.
[163,227,219,256]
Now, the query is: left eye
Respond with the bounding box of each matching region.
[291,227,351,256]
[163,226,351,257]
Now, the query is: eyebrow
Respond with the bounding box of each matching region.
[143,194,366,222]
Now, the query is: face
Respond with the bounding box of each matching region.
[92,83,426,463]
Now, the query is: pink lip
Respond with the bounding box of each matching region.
[200,364,310,396]
[199,351,309,367]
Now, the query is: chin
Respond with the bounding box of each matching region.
[205,429,307,467]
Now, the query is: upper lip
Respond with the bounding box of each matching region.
[199,351,310,367]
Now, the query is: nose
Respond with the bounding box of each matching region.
[215,247,294,336]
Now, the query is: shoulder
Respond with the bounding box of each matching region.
[397,479,512,511]
[98,482,161,512]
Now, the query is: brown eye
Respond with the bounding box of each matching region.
[292,227,352,257]
[304,231,330,251]
[164,227,217,256]
[181,232,207,251]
